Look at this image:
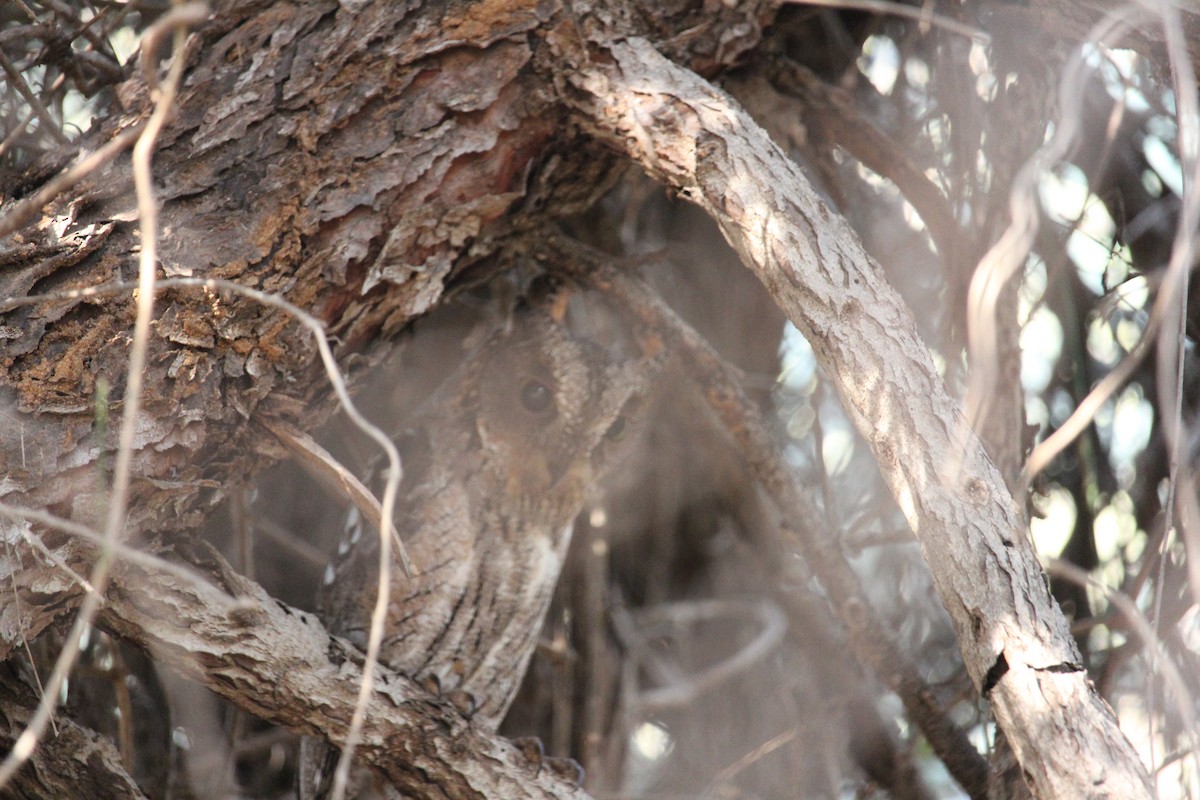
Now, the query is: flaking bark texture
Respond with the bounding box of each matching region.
[95,542,589,799]
[0,0,569,656]
[0,0,768,658]
[0,663,147,800]
[0,1,769,797]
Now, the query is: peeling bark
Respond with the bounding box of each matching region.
[0,1,769,796]
[0,0,770,658]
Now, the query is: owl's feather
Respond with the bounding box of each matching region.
[299,281,654,798]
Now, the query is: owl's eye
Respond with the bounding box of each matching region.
[604,415,627,441]
[519,379,554,413]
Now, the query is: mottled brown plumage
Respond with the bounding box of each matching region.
[300,279,653,798]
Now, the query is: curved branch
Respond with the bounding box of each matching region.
[553,31,1152,799]
[97,542,589,800]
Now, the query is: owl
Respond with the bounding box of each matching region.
[300,277,652,798]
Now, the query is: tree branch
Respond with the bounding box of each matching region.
[94,541,589,800]
[554,32,1152,798]
[539,233,988,799]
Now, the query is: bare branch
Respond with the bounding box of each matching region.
[97,542,590,800]
[555,32,1152,798]
[543,235,988,799]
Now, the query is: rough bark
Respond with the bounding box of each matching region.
[554,33,1152,800]
[92,541,587,800]
[0,663,147,800]
[2,0,575,656]
[0,1,768,796]
[0,0,770,657]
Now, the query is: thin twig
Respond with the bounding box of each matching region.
[0,267,410,800]
[0,109,34,160]
[1023,320,1157,483]
[39,0,122,73]
[254,515,329,567]
[967,6,1143,446]
[0,270,415,570]
[2,532,58,738]
[1147,1,1200,777]
[1045,559,1200,790]
[711,726,800,787]
[10,522,99,598]
[0,49,70,147]
[96,542,589,799]
[261,418,408,578]
[0,503,230,596]
[618,599,787,710]
[0,123,144,237]
[763,57,962,266]
[1155,0,1200,608]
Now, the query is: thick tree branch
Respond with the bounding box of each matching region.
[554,33,1152,799]
[3,2,1176,796]
[94,542,588,800]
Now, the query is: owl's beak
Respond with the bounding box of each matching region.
[506,452,586,497]
[546,451,588,491]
